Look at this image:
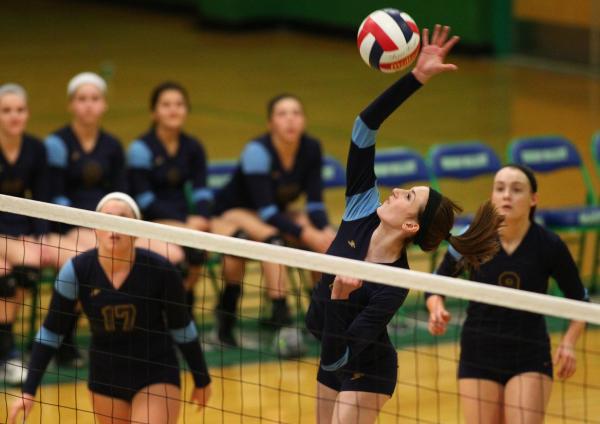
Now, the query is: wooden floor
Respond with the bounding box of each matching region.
[2,329,599,423]
[2,1,600,423]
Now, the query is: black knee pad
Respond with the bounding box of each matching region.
[263,235,285,246]
[13,266,41,289]
[184,247,206,266]
[0,274,17,298]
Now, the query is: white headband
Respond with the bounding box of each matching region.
[0,83,27,102]
[67,72,107,97]
[96,192,142,220]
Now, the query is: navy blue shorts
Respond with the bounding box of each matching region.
[88,352,181,402]
[458,330,553,385]
[317,350,397,396]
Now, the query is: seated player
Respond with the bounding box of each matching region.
[45,72,180,368]
[8,193,211,424]
[211,93,336,346]
[0,83,54,385]
[426,164,588,424]
[127,82,210,314]
[304,25,503,423]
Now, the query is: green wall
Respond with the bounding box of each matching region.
[195,0,503,49]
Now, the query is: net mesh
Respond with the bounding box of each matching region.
[0,195,598,424]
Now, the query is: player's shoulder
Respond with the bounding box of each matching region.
[531,221,562,245]
[99,129,123,148]
[71,248,100,272]
[22,133,44,150]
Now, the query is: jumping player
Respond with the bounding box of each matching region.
[304,25,503,423]
[211,93,336,346]
[426,164,588,424]
[8,193,211,424]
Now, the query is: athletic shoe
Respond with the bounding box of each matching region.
[273,327,307,359]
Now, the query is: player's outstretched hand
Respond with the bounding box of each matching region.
[412,24,460,84]
[426,295,451,336]
[8,393,35,424]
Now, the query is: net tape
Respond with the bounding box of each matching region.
[0,194,598,325]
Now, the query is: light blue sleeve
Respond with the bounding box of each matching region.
[170,321,199,344]
[45,134,68,168]
[241,142,271,174]
[127,140,153,169]
[54,259,79,300]
[342,187,380,222]
[351,116,377,148]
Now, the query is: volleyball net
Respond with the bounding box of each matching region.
[0,195,598,423]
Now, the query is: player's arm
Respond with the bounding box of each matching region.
[550,235,589,379]
[31,142,50,235]
[162,265,211,390]
[188,140,212,220]
[320,280,407,371]
[44,134,70,207]
[22,260,79,396]
[127,140,179,221]
[111,142,129,193]
[304,142,329,229]
[240,142,303,238]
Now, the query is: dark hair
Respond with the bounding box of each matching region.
[417,198,503,270]
[500,164,538,221]
[150,81,190,111]
[266,93,304,120]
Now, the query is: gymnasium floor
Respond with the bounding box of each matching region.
[1,0,600,422]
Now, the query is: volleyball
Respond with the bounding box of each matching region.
[357,8,420,73]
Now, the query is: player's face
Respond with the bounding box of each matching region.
[377,186,429,234]
[268,98,305,144]
[492,167,537,222]
[152,89,188,131]
[96,200,137,254]
[69,84,107,126]
[0,93,29,138]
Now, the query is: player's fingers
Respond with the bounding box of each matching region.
[422,28,430,46]
[431,24,441,45]
[439,64,458,72]
[441,35,460,56]
[441,310,451,322]
[438,25,450,45]
[564,357,576,379]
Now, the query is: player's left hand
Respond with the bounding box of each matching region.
[554,342,577,379]
[412,24,460,84]
[331,275,363,300]
[190,384,212,410]
[186,215,210,232]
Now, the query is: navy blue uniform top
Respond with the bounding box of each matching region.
[0,134,49,236]
[434,222,589,342]
[214,133,329,239]
[305,73,422,374]
[127,128,211,221]
[45,126,127,211]
[23,248,210,395]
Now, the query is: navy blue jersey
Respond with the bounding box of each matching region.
[127,129,211,221]
[23,248,210,395]
[435,222,589,341]
[214,133,329,238]
[305,73,422,375]
[45,126,127,211]
[0,134,49,236]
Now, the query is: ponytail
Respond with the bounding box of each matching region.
[414,193,503,271]
[447,201,503,270]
